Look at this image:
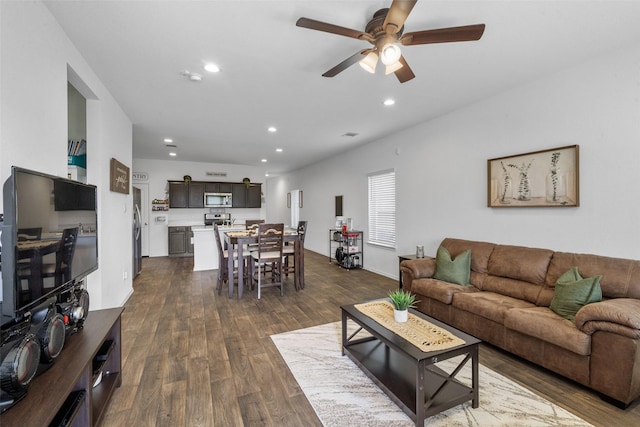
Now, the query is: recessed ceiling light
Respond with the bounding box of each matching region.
[204,63,220,73]
[265,173,270,177]
[261,158,267,163]
[268,126,277,132]
[383,99,395,106]
[276,148,283,153]
[189,73,202,81]
[164,138,173,143]
[169,152,177,157]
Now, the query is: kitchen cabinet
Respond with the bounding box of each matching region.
[232,183,262,208]
[188,182,204,208]
[329,229,363,270]
[168,181,204,208]
[232,183,247,208]
[204,182,233,193]
[169,180,259,208]
[247,185,262,208]
[168,182,189,208]
[168,226,193,256]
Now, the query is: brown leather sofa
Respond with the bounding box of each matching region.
[400,237,640,406]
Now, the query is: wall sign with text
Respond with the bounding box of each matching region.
[110,158,130,194]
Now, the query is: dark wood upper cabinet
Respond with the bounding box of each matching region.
[169,181,189,208]
[232,183,247,208]
[204,182,219,193]
[188,182,204,208]
[246,185,261,208]
[170,180,259,208]
[219,182,233,193]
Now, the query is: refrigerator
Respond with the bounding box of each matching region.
[133,187,142,277]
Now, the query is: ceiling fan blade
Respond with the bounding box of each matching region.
[296,17,373,42]
[401,24,486,45]
[384,0,417,34]
[394,55,415,83]
[322,50,369,78]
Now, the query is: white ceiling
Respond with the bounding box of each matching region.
[44,1,640,175]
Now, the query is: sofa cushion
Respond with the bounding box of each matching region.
[505,307,591,356]
[452,291,535,324]
[434,246,471,286]
[441,238,496,276]
[545,251,640,300]
[550,267,602,322]
[487,244,553,285]
[411,278,479,305]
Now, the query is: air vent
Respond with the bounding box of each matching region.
[342,132,359,137]
[165,144,177,148]
[206,172,228,177]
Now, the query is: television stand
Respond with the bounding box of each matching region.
[0,307,124,426]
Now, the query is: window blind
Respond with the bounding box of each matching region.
[368,169,396,248]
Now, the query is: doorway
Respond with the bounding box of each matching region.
[290,189,301,227]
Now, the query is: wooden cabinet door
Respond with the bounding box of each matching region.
[232,183,247,208]
[218,182,233,193]
[169,182,188,208]
[188,182,205,208]
[169,227,187,254]
[246,184,262,208]
[204,182,219,193]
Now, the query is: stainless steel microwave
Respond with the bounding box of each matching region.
[204,192,232,207]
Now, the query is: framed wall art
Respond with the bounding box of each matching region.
[110,157,130,194]
[487,145,579,208]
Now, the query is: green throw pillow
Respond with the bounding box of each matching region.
[550,267,602,322]
[433,246,471,286]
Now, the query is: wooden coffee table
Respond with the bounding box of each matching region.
[341,302,480,426]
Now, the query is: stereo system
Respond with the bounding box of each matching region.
[0,281,89,413]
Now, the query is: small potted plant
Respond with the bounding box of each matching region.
[388,289,418,323]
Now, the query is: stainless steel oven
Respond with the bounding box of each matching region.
[204,213,231,226]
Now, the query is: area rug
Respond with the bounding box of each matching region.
[271,322,592,427]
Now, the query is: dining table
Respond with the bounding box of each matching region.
[223,229,304,298]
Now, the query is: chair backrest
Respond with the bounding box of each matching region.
[57,227,79,269]
[18,227,42,241]
[246,219,265,230]
[297,221,308,244]
[213,223,224,255]
[256,223,284,258]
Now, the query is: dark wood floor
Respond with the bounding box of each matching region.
[101,251,640,426]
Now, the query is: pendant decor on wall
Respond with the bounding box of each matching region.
[487,145,579,208]
[110,157,130,194]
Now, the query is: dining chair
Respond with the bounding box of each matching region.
[213,223,248,295]
[249,223,284,299]
[42,227,79,288]
[245,219,265,231]
[283,221,307,289]
[18,227,42,241]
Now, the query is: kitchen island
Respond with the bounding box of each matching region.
[191,225,244,271]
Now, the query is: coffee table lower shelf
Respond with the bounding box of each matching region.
[341,304,479,426]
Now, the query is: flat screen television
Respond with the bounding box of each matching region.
[1,166,98,319]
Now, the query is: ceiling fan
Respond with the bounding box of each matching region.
[296,0,485,83]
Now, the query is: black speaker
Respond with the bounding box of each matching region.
[30,305,65,366]
[56,283,89,336]
[0,322,41,413]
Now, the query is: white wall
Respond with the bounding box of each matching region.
[266,42,640,279]
[1,1,134,310]
[132,158,266,257]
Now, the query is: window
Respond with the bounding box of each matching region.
[368,169,396,248]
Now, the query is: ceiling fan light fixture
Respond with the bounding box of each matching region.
[385,61,403,75]
[359,51,378,74]
[380,43,401,65]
